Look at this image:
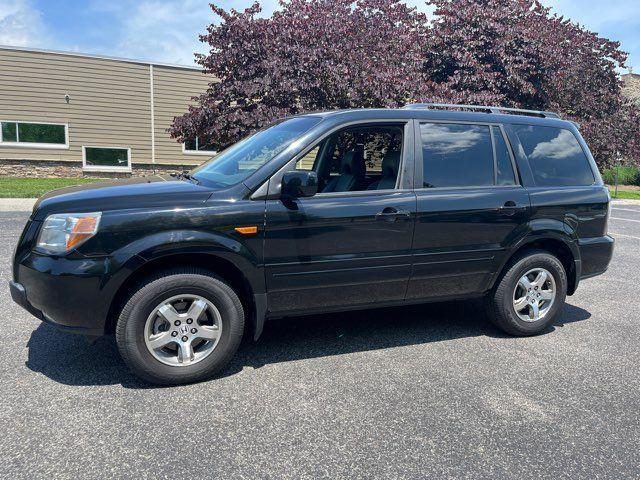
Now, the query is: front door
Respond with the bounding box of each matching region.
[408,121,531,301]
[263,122,417,315]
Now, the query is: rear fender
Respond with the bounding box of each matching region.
[489,219,580,292]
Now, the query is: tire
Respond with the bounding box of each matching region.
[115,268,244,385]
[485,249,567,336]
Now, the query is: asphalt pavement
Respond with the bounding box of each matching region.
[1,203,639,479]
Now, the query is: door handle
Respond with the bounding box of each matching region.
[376,207,411,222]
[499,201,525,216]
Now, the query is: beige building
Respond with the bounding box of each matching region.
[622,72,640,105]
[0,46,213,177]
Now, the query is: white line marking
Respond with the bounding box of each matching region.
[610,216,640,223]
[610,232,640,240]
[611,207,640,213]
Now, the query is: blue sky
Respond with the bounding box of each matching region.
[0,0,638,71]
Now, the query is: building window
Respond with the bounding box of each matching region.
[183,137,216,155]
[0,121,68,148]
[83,146,131,172]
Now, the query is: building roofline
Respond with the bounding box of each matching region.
[0,44,202,71]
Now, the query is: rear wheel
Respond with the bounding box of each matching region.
[115,269,244,385]
[485,250,567,336]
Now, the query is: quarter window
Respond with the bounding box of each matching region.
[420,123,494,188]
[83,146,131,171]
[0,121,67,147]
[512,125,595,187]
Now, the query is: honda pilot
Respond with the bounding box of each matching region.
[10,104,614,385]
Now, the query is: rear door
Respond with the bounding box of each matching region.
[408,121,530,301]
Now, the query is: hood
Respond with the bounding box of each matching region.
[32,175,216,220]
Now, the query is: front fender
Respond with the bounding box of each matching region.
[113,229,265,294]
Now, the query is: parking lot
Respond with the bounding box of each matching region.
[1,202,639,479]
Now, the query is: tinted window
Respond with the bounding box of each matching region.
[512,125,594,187]
[17,123,66,144]
[184,137,216,153]
[1,122,17,142]
[1,122,66,145]
[492,126,516,185]
[84,147,130,169]
[420,123,493,188]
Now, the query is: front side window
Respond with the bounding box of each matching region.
[512,125,595,187]
[0,121,67,146]
[420,123,494,188]
[83,147,131,171]
[192,116,321,187]
[295,124,404,193]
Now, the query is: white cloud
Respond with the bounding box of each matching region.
[0,0,47,46]
[103,0,434,66]
[530,129,582,160]
[94,0,284,66]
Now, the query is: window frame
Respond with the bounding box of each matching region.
[261,120,415,200]
[414,120,521,191]
[182,137,217,156]
[82,145,132,172]
[491,125,520,186]
[0,120,69,149]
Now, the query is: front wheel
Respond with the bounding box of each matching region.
[116,269,244,385]
[485,250,567,336]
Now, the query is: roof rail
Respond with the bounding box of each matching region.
[402,103,561,119]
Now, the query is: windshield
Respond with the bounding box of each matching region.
[191,117,322,187]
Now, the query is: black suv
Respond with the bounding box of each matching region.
[10,104,614,385]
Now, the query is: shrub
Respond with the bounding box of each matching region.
[601,166,640,186]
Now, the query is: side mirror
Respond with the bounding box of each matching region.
[281,171,318,198]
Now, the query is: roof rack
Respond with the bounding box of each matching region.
[402,103,560,119]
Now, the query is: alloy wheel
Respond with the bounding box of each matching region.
[143,294,222,367]
[512,267,556,322]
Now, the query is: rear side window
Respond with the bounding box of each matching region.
[420,123,494,188]
[512,125,595,187]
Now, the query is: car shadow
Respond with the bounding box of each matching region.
[25,300,591,388]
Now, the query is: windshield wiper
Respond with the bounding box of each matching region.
[171,171,200,185]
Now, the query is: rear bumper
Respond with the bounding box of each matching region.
[577,235,615,280]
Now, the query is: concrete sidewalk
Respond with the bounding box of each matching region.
[0,198,37,211]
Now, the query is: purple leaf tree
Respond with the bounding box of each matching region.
[170,0,639,167]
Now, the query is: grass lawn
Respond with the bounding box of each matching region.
[609,188,640,200]
[0,177,103,198]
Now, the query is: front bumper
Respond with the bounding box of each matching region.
[10,280,44,321]
[9,279,104,335]
[10,249,139,336]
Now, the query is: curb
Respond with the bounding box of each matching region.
[611,199,640,206]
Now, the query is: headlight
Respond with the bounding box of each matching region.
[37,212,101,254]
